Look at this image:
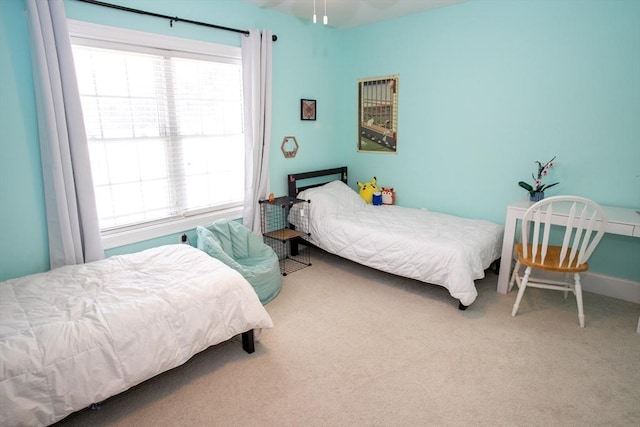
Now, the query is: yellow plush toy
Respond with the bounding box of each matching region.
[357,177,379,204]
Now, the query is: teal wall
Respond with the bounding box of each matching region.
[1,0,638,282]
[340,0,640,218]
[338,0,640,280]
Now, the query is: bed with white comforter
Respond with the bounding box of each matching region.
[0,244,273,426]
[290,179,504,307]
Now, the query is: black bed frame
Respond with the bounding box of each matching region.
[286,167,348,257]
[241,330,255,353]
[287,166,348,198]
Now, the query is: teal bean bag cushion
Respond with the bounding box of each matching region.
[196,220,281,305]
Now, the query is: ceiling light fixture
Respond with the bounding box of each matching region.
[323,0,328,25]
[313,0,327,25]
[313,0,317,24]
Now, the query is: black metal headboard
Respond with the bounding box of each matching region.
[288,166,348,197]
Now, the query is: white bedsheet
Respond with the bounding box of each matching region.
[0,244,273,426]
[292,180,504,306]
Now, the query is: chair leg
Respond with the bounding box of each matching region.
[574,273,585,328]
[563,273,570,299]
[508,261,521,292]
[511,266,530,317]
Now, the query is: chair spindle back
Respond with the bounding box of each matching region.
[520,196,608,268]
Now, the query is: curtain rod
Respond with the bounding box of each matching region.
[73,0,278,41]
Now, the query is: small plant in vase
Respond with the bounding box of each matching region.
[518,156,559,202]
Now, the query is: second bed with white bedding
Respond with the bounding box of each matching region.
[290,179,504,307]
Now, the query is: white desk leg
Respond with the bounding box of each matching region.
[497,209,518,294]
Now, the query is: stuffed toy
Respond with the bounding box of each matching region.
[357,177,379,204]
[381,187,395,205]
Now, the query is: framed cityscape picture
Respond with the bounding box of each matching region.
[301,99,316,121]
[357,74,398,153]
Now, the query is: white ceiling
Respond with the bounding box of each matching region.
[240,0,468,29]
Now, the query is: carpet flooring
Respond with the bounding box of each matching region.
[56,248,640,426]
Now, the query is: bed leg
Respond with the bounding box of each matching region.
[491,258,501,274]
[241,330,255,354]
[458,302,468,311]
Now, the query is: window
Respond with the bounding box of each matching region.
[68,21,244,248]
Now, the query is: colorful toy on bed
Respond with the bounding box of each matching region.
[381,187,395,205]
[357,177,379,204]
[372,192,383,206]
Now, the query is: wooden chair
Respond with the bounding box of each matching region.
[509,196,608,327]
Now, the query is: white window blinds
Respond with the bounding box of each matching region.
[71,39,244,232]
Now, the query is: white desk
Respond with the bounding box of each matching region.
[497,199,640,294]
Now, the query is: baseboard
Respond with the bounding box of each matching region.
[580,272,640,304]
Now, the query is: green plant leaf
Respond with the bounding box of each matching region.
[518,181,533,192]
[541,182,559,191]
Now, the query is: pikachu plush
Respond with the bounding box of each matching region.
[357,177,379,204]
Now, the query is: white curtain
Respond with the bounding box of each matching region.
[26,0,104,268]
[242,29,273,234]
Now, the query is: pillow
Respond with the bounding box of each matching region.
[329,180,366,211]
[297,180,365,218]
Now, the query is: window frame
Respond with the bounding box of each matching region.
[68,20,244,249]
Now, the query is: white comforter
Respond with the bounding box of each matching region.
[292,180,504,306]
[0,244,273,426]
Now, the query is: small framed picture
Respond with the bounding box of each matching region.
[301,99,316,121]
